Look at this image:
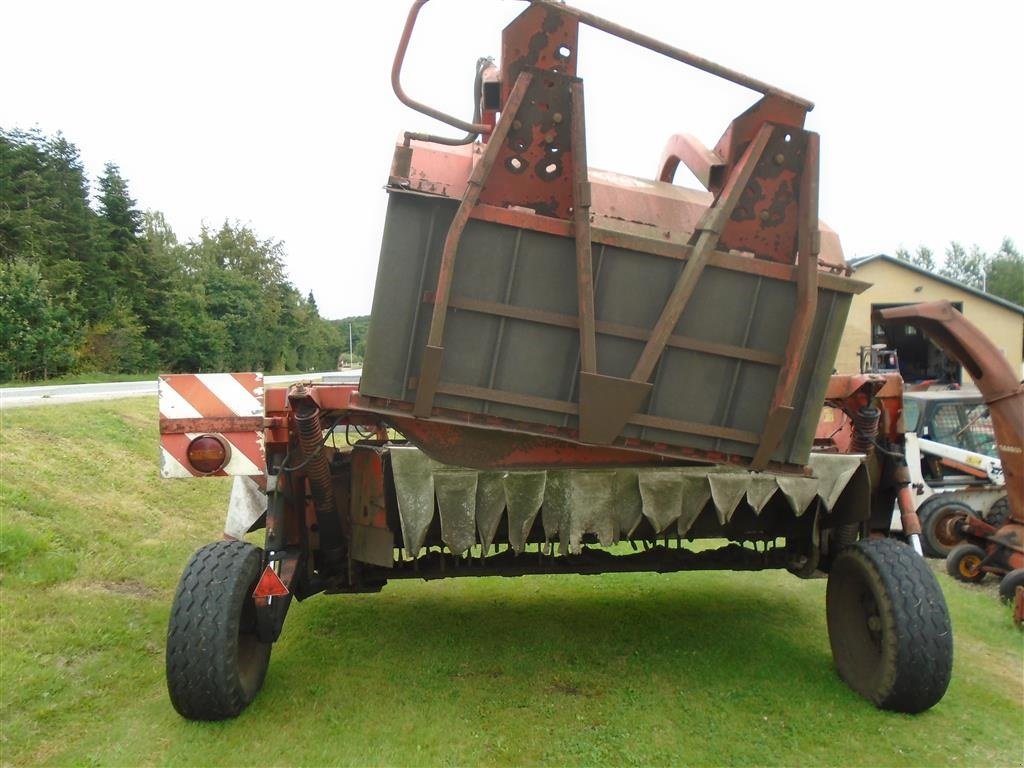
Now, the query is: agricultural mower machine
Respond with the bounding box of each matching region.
[157,0,992,721]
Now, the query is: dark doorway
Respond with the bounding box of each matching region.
[871,302,963,385]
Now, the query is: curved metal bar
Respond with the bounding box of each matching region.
[392,0,493,136]
[531,0,814,111]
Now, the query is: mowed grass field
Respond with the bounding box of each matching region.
[1,398,1021,767]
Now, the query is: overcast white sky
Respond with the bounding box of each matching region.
[3,1,1021,319]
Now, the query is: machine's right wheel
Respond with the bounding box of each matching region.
[166,540,272,720]
[919,499,973,558]
[998,568,1024,603]
[945,543,987,584]
[826,538,952,713]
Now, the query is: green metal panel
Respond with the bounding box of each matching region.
[362,191,858,467]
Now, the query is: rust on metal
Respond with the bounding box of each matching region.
[751,131,821,469]
[478,69,579,219]
[353,393,803,473]
[500,3,579,105]
[717,121,810,262]
[159,416,265,434]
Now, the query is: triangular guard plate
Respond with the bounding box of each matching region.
[578,372,652,445]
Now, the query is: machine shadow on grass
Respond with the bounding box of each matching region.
[255,577,837,711]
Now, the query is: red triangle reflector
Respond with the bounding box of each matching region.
[253,566,289,598]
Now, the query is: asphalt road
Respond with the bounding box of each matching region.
[0,373,338,410]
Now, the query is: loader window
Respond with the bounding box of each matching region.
[902,399,922,432]
[924,402,998,458]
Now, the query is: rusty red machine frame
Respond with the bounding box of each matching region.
[369,0,859,474]
[161,0,960,723]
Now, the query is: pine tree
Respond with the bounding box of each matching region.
[985,237,1023,306]
[96,163,145,311]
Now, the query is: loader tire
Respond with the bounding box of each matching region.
[919,499,972,559]
[945,543,987,584]
[166,540,271,720]
[984,496,1010,528]
[826,538,952,713]
[999,569,1024,604]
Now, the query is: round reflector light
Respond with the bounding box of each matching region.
[186,434,231,474]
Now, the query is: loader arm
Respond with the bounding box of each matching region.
[878,301,1023,526]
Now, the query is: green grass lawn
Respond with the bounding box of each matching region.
[1,399,1021,767]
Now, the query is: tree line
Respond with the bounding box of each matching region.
[3,127,1020,384]
[0,128,352,382]
[894,240,1022,306]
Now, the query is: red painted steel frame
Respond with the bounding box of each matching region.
[263,383,807,473]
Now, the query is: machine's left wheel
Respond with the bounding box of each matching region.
[826,539,952,713]
[166,540,272,720]
[945,543,987,584]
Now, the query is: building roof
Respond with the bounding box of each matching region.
[847,253,1024,316]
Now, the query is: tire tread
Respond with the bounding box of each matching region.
[827,538,952,713]
[166,540,270,720]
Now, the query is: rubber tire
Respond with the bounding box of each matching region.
[166,541,272,720]
[945,542,987,584]
[826,538,952,713]
[919,499,973,559]
[984,496,1010,528]
[998,568,1024,604]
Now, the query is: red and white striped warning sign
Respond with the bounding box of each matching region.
[159,373,266,478]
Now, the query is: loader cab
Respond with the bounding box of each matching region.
[903,390,999,488]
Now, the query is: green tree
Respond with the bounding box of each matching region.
[45,134,103,322]
[80,301,157,373]
[913,245,935,271]
[895,245,936,271]
[985,237,1023,306]
[188,222,290,371]
[0,129,97,320]
[95,163,146,316]
[2,127,347,378]
[136,210,184,349]
[160,286,227,372]
[0,259,81,381]
[940,241,987,289]
[333,316,370,362]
